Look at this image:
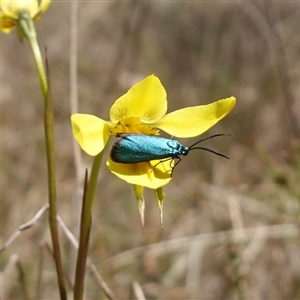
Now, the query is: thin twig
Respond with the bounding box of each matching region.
[16,259,31,300]
[44,242,74,291]
[57,216,79,249]
[239,226,267,276]
[89,264,117,300]
[0,204,49,254]
[70,0,84,197]
[57,216,117,300]
[1,254,19,298]
[132,281,147,300]
[227,194,245,241]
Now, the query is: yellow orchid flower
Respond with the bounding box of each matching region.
[0,0,51,33]
[71,75,236,190]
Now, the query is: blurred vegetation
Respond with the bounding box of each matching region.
[1,1,300,299]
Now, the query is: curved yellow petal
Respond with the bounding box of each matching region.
[0,16,16,32]
[32,0,51,20]
[71,114,110,156]
[39,0,51,14]
[0,0,50,32]
[155,97,236,137]
[107,159,172,189]
[109,75,167,124]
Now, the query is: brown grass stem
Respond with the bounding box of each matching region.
[74,151,106,299]
[43,56,67,300]
[57,216,117,300]
[0,204,49,253]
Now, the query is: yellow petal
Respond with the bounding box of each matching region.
[71,114,110,156]
[32,0,51,21]
[109,75,167,124]
[0,0,50,32]
[0,0,39,18]
[155,97,236,137]
[0,15,16,32]
[39,0,51,14]
[107,159,172,189]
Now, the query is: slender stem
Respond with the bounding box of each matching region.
[20,15,67,300]
[69,0,83,282]
[19,14,47,99]
[43,73,67,300]
[74,152,104,300]
[70,1,82,183]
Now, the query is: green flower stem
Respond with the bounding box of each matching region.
[74,151,104,300]
[19,15,67,300]
[19,13,47,98]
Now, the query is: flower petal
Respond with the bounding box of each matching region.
[107,159,173,189]
[0,15,16,32]
[0,0,50,32]
[71,114,110,156]
[0,0,39,18]
[109,75,167,124]
[39,0,51,14]
[155,97,236,137]
[32,0,51,20]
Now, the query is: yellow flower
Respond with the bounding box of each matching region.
[71,75,236,189]
[0,0,51,33]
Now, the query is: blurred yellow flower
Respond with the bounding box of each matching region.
[0,0,51,33]
[71,75,236,189]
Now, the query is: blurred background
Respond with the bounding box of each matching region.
[1,1,300,299]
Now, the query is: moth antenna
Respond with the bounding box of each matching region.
[189,146,230,159]
[189,133,231,149]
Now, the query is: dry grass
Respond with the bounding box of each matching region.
[1,1,300,299]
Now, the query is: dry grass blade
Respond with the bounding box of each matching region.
[1,204,49,254]
[227,194,245,236]
[239,226,268,276]
[57,215,117,300]
[1,254,31,300]
[132,281,147,300]
[107,224,299,269]
[1,254,19,298]
[44,242,74,290]
[16,258,31,300]
[200,183,277,217]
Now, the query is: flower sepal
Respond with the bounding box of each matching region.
[133,185,145,227]
[154,187,165,229]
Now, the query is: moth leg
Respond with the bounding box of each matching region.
[171,157,181,177]
[152,158,179,177]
